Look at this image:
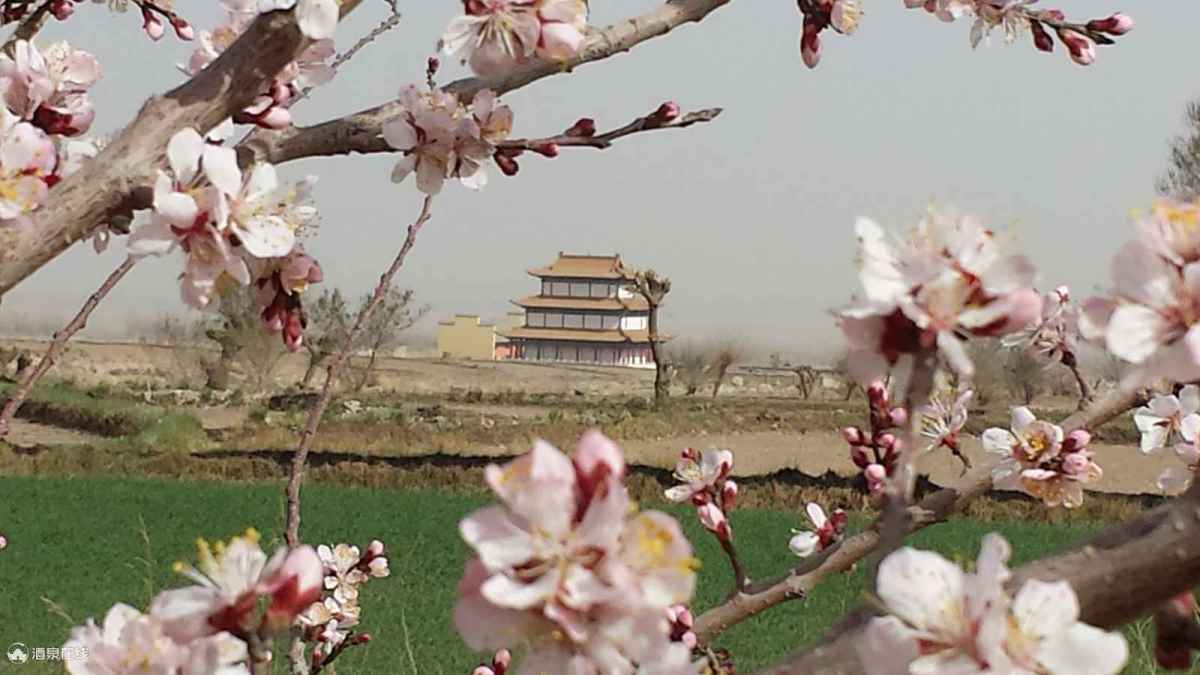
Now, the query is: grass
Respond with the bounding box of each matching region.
[0,380,206,452]
[0,475,1184,673]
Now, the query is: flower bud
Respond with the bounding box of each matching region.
[427,56,441,78]
[1040,9,1065,21]
[1063,429,1092,453]
[0,534,7,551]
[142,10,165,41]
[566,118,596,137]
[864,463,888,495]
[690,491,709,507]
[1155,592,1199,669]
[652,101,680,124]
[1086,13,1133,35]
[366,539,385,558]
[172,16,195,40]
[352,632,372,645]
[533,142,559,158]
[1061,452,1090,477]
[472,668,495,675]
[866,380,888,406]
[876,432,896,450]
[722,480,738,509]
[1057,28,1096,65]
[494,152,520,176]
[681,446,700,462]
[840,426,865,445]
[888,407,908,428]
[51,0,74,21]
[492,648,512,674]
[849,444,871,469]
[368,556,390,578]
[829,509,849,534]
[697,503,731,541]
[800,21,821,69]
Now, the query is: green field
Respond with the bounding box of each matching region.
[0,476,1182,673]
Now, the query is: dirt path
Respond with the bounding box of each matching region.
[5,420,102,446]
[440,430,1172,497]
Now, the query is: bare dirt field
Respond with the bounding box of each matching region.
[2,338,1171,498]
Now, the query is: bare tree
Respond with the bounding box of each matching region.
[345,287,428,392]
[709,342,741,399]
[833,350,861,401]
[1158,99,1200,199]
[300,288,352,389]
[203,286,286,393]
[632,270,671,405]
[966,339,1006,406]
[793,364,817,400]
[667,342,707,396]
[1003,347,1045,405]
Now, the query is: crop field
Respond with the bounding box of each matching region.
[1,475,1185,674]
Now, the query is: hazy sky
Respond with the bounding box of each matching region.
[3,0,1199,361]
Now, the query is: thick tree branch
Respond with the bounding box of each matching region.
[694,386,1141,646]
[0,0,362,297]
[238,0,734,165]
[0,256,136,439]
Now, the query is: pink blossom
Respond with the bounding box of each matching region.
[1081,227,1200,386]
[253,249,323,351]
[441,0,588,77]
[864,462,888,496]
[1087,13,1133,36]
[149,528,322,640]
[0,40,100,136]
[454,432,696,672]
[837,208,1042,381]
[919,387,972,453]
[862,533,1127,675]
[1133,386,1200,453]
[663,447,733,503]
[64,604,249,675]
[1003,285,1080,364]
[0,110,54,222]
[983,407,1101,508]
[383,86,458,194]
[0,534,6,550]
[789,502,847,557]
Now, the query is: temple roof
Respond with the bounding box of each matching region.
[527,253,635,280]
[511,295,649,311]
[502,327,653,343]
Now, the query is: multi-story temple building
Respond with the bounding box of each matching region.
[502,253,657,367]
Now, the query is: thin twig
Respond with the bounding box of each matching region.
[284,195,435,548]
[718,537,748,595]
[867,349,937,592]
[498,107,722,153]
[297,11,403,102]
[1066,358,1093,410]
[0,256,136,439]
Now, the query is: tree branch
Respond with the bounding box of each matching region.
[0,256,136,439]
[0,0,363,298]
[765,475,1200,674]
[497,107,722,153]
[2,0,52,55]
[284,194,434,548]
[238,0,735,165]
[693,385,1142,646]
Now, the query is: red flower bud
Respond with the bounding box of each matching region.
[492,648,512,674]
[849,444,871,469]
[142,10,165,41]
[566,118,596,137]
[652,101,680,124]
[681,447,700,462]
[1086,13,1133,35]
[494,152,520,176]
[533,142,559,158]
[888,407,908,428]
[50,0,74,21]
[352,632,372,645]
[722,480,738,509]
[171,16,195,40]
[840,426,864,445]
[1057,28,1096,65]
[1029,20,1054,52]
